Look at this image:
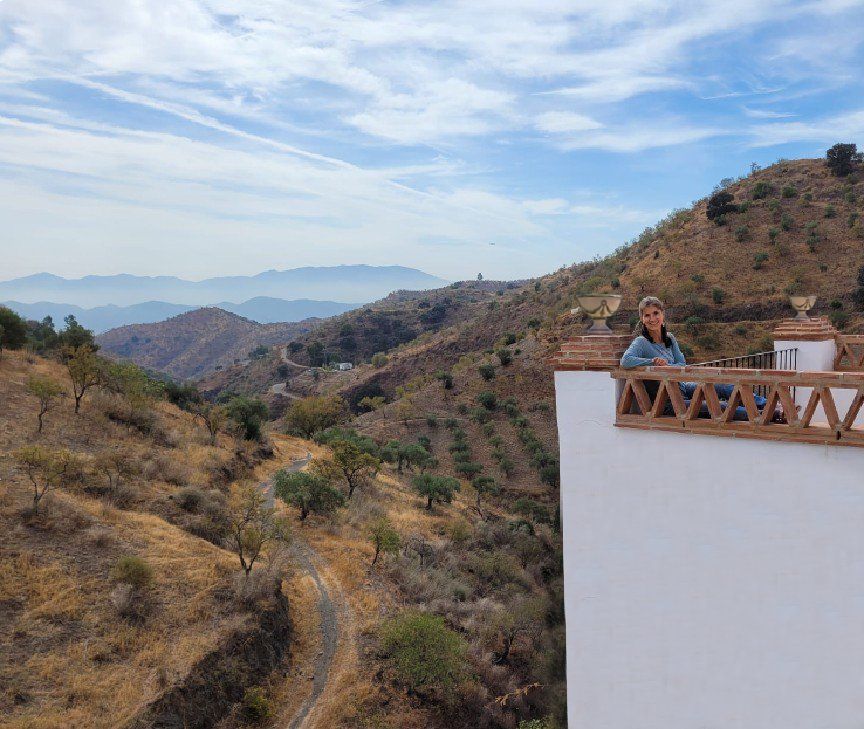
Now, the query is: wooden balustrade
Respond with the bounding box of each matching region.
[834,335,864,371]
[613,366,864,447]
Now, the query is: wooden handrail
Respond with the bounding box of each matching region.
[834,335,864,371]
[612,366,864,448]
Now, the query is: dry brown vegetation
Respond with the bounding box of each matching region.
[0,350,287,729]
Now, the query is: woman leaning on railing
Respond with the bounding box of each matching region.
[621,296,777,422]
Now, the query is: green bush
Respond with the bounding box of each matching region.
[781,213,793,231]
[829,310,850,329]
[781,185,797,198]
[752,181,772,199]
[496,348,513,366]
[753,252,769,270]
[478,363,496,381]
[476,391,497,411]
[768,227,779,242]
[112,556,154,589]
[824,205,837,218]
[378,611,467,693]
[242,687,272,721]
[734,225,748,242]
[711,288,725,305]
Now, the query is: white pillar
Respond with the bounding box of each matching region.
[772,317,839,421]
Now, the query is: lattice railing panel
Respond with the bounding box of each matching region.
[834,336,864,371]
[613,366,864,448]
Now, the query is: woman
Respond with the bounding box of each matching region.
[621,296,768,420]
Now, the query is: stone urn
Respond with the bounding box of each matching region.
[572,294,623,334]
[789,294,817,320]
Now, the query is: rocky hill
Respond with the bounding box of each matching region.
[97,307,315,379]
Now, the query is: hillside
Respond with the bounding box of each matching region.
[96,307,316,379]
[1,265,449,308]
[0,349,289,728]
[202,155,864,495]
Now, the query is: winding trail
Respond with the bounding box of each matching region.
[260,450,348,729]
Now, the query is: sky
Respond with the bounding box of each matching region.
[1,0,863,283]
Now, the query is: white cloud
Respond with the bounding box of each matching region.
[748,108,864,147]
[534,111,602,134]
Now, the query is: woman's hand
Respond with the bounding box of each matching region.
[651,357,669,366]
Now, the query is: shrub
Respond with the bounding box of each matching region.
[781,213,793,231]
[476,391,497,411]
[781,185,797,198]
[711,288,725,305]
[829,310,850,329]
[768,227,779,243]
[177,486,205,512]
[284,395,344,438]
[496,348,513,366]
[691,273,704,284]
[112,556,154,589]
[436,371,454,390]
[378,611,467,693]
[824,205,837,219]
[478,363,496,381]
[226,396,268,441]
[734,225,748,242]
[426,415,438,428]
[752,181,772,199]
[706,190,737,221]
[767,198,779,212]
[242,687,272,722]
[803,192,813,201]
[371,353,388,368]
[753,252,769,270]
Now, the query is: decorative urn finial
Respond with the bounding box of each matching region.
[789,294,817,320]
[572,294,622,335]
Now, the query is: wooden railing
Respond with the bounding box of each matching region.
[613,366,864,447]
[834,335,864,371]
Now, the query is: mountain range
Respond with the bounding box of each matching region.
[3,297,359,333]
[0,265,449,308]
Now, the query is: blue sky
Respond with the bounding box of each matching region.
[1,0,863,282]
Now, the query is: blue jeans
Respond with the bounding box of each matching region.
[676,382,768,421]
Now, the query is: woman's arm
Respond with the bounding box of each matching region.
[620,337,654,369]
[669,334,687,365]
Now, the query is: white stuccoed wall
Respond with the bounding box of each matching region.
[556,368,864,729]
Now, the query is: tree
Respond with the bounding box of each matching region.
[102,361,162,408]
[394,394,415,426]
[471,475,499,520]
[27,316,58,353]
[284,395,344,438]
[26,375,64,433]
[435,370,453,390]
[13,446,80,513]
[57,314,96,350]
[359,395,386,417]
[315,440,379,499]
[706,190,737,221]
[225,396,268,441]
[0,306,27,355]
[368,517,400,565]
[288,341,304,354]
[477,391,497,410]
[307,341,325,366]
[826,143,862,177]
[371,352,388,368]
[400,443,437,473]
[66,345,103,413]
[514,498,550,525]
[379,611,467,694]
[274,470,344,521]
[93,448,136,495]
[485,597,546,665]
[412,474,460,510]
[249,345,269,360]
[197,403,227,445]
[225,482,291,577]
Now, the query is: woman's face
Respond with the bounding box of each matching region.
[641,304,664,333]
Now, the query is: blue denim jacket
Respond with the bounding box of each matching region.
[620,333,686,369]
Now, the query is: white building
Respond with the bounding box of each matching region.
[552,314,864,729]
[337,362,353,371]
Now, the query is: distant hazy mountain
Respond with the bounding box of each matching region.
[97,308,315,379]
[0,265,449,308]
[3,297,359,333]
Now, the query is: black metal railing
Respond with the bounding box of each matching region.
[694,348,798,398]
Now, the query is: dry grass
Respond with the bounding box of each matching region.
[0,350,258,729]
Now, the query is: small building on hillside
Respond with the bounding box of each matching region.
[551,294,864,729]
[337,362,353,371]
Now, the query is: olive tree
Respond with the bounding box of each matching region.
[314,439,379,500]
[66,345,103,413]
[25,375,65,433]
[274,469,344,521]
[225,482,291,577]
[13,446,80,513]
[368,516,400,566]
[411,474,460,510]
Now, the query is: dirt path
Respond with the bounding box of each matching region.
[268,382,302,398]
[259,450,353,729]
[279,346,309,369]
